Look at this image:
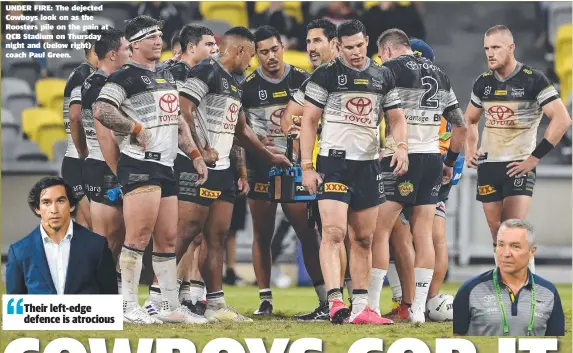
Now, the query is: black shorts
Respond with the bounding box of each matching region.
[230,196,247,231]
[83,158,119,206]
[400,179,454,224]
[173,154,236,206]
[381,153,443,206]
[116,153,176,198]
[476,162,536,202]
[316,155,385,211]
[61,156,86,200]
[246,154,271,200]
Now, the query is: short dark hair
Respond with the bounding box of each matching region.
[337,19,366,41]
[307,19,337,41]
[224,26,256,43]
[84,29,101,56]
[125,15,163,43]
[377,28,410,49]
[254,25,282,47]
[94,28,124,59]
[171,32,181,49]
[28,177,78,217]
[179,24,214,52]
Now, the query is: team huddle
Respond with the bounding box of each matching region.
[60,13,571,325]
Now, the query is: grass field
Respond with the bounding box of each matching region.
[1,283,571,353]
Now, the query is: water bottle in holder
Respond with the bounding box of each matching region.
[107,185,124,204]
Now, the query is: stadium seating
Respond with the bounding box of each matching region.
[35,78,67,109]
[36,124,67,160]
[2,110,20,160]
[555,24,572,103]
[199,2,249,28]
[21,108,64,142]
[254,2,303,23]
[548,2,572,49]
[2,55,42,89]
[52,140,68,167]
[283,51,313,73]
[13,140,49,162]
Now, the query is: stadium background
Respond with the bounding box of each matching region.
[1,1,572,287]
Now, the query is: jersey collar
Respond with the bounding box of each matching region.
[256,64,291,84]
[494,62,523,82]
[495,267,534,290]
[339,56,371,72]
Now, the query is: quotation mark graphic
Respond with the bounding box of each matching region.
[7,298,24,315]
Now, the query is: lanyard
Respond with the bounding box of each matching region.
[492,269,536,336]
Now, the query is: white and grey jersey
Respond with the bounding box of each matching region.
[179,57,242,170]
[63,62,96,158]
[81,69,127,161]
[382,54,459,156]
[240,64,309,153]
[96,62,180,167]
[304,57,401,161]
[453,269,565,336]
[470,63,560,162]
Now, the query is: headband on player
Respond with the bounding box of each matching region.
[129,25,162,43]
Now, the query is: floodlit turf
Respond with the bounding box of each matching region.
[1,283,571,353]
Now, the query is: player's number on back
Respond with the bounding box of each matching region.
[419,76,439,109]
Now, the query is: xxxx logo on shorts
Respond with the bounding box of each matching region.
[200,188,221,199]
[324,182,348,193]
[478,184,496,196]
[398,181,414,196]
[254,183,269,193]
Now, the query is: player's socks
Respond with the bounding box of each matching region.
[368,268,387,312]
[152,252,180,310]
[327,288,344,311]
[179,280,191,302]
[189,280,205,304]
[314,280,327,301]
[351,289,368,314]
[259,288,273,305]
[387,262,403,302]
[528,256,536,274]
[206,291,226,311]
[120,245,144,312]
[149,284,162,303]
[412,268,434,314]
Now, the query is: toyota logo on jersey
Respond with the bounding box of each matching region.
[226,103,239,122]
[486,105,516,127]
[159,93,179,113]
[487,105,514,120]
[346,97,373,116]
[270,108,284,127]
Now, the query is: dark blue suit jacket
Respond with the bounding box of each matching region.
[6,221,118,294]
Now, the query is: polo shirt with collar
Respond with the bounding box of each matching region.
[453,268,564,336]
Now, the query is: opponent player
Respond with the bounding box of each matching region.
[301,19,408,325]
[177,26,291,322]
[93,15,209,324]
[370,29,466,324]
[240,25,323,316]
[280,19,344,321]
[62,31,99,229]
[81,28,131,269]
[465,25,571,271]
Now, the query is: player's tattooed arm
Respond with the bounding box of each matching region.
[444,107,466,128]
[230,141,246,173]
[93,101,134,134]
[178,115,200,157]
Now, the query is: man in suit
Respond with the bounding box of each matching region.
[6,176,118,294]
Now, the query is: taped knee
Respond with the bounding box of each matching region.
[125,185,161,197]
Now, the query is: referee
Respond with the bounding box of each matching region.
[453,219,564,336]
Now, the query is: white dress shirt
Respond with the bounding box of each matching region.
[40,220,74,294]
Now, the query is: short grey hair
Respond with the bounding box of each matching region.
[499,219,535,247]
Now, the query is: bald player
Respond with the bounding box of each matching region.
[465,25,571,271]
